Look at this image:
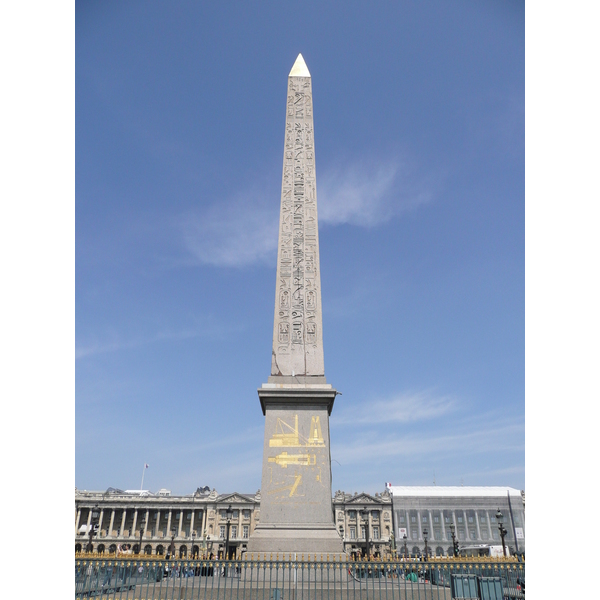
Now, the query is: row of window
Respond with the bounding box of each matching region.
[403,528,502,542]
[79,508,254,522]
[344,510,381,521]
[219,510,252,519]
[219,525,250,539]
[397,510,501,526]
[346,526,380,540]
[83,525,251,540]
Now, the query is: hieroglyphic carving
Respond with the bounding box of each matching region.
[272,74,324,376]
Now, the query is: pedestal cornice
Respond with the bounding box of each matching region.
[258,385,338,416]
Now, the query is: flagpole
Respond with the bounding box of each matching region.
[141,464,146,490]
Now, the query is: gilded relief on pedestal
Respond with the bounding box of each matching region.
[264,413,328,505]
[269,414,324,448]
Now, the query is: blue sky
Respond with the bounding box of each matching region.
[75,1,525,495]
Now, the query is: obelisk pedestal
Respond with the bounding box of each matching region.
[247,55,343,556]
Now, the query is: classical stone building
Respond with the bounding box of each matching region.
[332,490,394,558]
[390,486,526,558]
[75,487,261,559]
[76,486,395,559]
[76,485,525,559]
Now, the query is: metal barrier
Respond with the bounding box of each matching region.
[75,555,525,600]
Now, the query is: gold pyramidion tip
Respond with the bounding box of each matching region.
[289,53,311,78]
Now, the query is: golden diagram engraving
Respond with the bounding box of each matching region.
[269,414,324,447]
[266,415,326,501]
[267,474,303,498]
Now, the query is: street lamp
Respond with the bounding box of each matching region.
[403,534,408,559]
[360,508,370,558]
[449,523,459,557]
[225,505,233,562]
[495,509,507,557]
[87,504,100,553]
[423,528,429,562]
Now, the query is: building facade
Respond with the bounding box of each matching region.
[390,486,525,558]
[76,485,525,558]
[75,487,261,559]
[332,490,393,558]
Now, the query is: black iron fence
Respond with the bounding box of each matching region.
[75,555,524,600]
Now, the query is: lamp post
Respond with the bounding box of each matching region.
[192,530,197,558]
[360,508,370,558]
[423,528,429,562]
[496,509,507,557]
[225,505,233,563]
[449,523,459,557]
[169,534,176,559]
[87,504,100,553]
[403,534,408,559]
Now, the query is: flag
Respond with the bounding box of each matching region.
[145,464,149,468]
[385,482,392,489]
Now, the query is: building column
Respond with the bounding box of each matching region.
[178,510,183,537]
[143,509,149,541]
[200,509,206,537]
[86,507,93,534]
[190,509,195,538]
[155,510,161,538]
[428,510,434,552]
[120,510,127,536]
[75,509,81,535]
[441,512,446,543]
[131,509,138,538]
[485,513,493,540]
[451,512,457,547]
[453,511,458,538]
[475,513,482,540]
[166,510,172,537]
[200,510,207,557]
[108,510,115,538]
[416,510,421,541]
[98,509,105,537]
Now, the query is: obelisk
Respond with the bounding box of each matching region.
[247,54,343,555]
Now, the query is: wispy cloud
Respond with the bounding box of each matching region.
[179,192,279,268]
[76,319,242,359]
[178,157,432,267]
[335,390,456,425]
[318,159,431,227]
[332,418,524,465]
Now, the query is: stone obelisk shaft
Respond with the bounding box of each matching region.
[248,55,343,556]
[270,53,325,383]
